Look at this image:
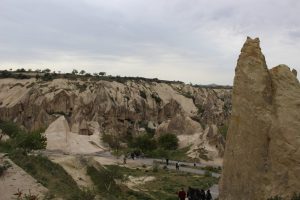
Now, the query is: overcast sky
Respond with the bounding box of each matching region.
[0,0,299,85]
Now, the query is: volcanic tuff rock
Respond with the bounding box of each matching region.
[0,77,231,160]
[219,37,300,200]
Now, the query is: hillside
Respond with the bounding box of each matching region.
[0,74,231,161]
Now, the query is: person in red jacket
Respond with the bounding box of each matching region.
[178,188,186,200]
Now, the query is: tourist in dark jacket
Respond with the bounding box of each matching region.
[178,188,186,200]
[206,189,212,200]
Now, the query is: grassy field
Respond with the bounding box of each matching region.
[9,151,94,200]
[93,165,219,200]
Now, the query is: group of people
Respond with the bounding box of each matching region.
[165,158,181,170]
[123,150,145,164]
[178,187,212,200]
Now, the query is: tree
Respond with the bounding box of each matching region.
[99,72,106,76]
[42,68,51,73]
[72,69,78,75]
[79,70,86,75]
[158,133,179,150]
[130,134,157,152]
[16,68,26,72]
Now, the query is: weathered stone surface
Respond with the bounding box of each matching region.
[220,37,300,200]
[0,77,231,160]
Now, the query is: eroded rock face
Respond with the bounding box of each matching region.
[220,37,300,200]
[0,78,231,160]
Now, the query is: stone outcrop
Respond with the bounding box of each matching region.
[0,77,231,160]
[220,37,300,200]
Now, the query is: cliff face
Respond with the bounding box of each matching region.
[220,37,300,200]
[0,77,231,160]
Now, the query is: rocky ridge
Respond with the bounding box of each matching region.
[0,77,231,160]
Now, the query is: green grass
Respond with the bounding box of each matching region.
[200,166,222,174]
[87,165,153,200]
[145,146,192,162]
[9,151,85,200]
[102,165,218,200]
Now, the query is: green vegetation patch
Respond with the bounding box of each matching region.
[218,124,228,139]
[0,121,47,153]
[9,151,85,200]
[102,165,218,200]
[87,165,152,200]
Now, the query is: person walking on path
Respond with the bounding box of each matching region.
[130,152,135,160]
[166,158,169,165]
[123,155,127,164]
[206,189,212,200]
[200,189,205,200]
[178,188,186,200]
[175,162,180,170]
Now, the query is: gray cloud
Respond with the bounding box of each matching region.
[0,0,299,84]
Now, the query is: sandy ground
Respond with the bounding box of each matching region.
[126,176,156,191]
[49,155,93,188]
[0,154,48,200]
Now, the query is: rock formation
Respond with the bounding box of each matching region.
[0,77,231,160]
[220,37,300,199]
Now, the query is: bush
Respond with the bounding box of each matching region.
[87,166,124,194]
[139,90,147,99]
[291,193,300,200]
[41,73,54,81]
[129,134,157,152]
[102,134,121,150]
[69,188,96,200]
[204,170,212,177]
[145,148,169,158]
[14,130,47,151]
[218,124,228,139]
[267,196,283,200]
[158,133,179,150]
[0,160,11,177]
[152,162,159,172]
[151,93,161,104]
[0,121,46,153]
[0,121,22,138]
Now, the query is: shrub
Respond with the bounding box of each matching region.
[87,166,124,193]
[14,130,47,151]
[145,148,169,158]
[158,133,179,150]
[0,121,46,153]
[218,124,228,139]
[129,134,157,152]
[139,90,147,99]
[69,188,96,200]
[0,70,13,78]
[204,170,212,177]
[291,193,300,200]
[102,134,121,150]
[0,160,11,177]
[267,196,283,200]
[152,162,159,172]
[41,73,54,81]
[0,121,22,138]
[196,104,205,115]
[151,93,161,104]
